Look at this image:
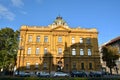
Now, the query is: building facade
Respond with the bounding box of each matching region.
[16,16,100,73]
[100,36,120,74]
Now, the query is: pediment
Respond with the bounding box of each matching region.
[51,26,70,32]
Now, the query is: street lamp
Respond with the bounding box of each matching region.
[18,46,23,75]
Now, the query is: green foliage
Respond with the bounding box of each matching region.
[0,77,120,80]
[0,27,19,73]
[101,46,119,74]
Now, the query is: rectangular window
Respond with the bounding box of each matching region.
[44,48,47,54]
[80,49,84,55]
[43,62,47,69]
[44,36,48,42]
[86,38,91,44]
[28,35,32,42]
[66,64,68,70]
[35,63,39,69]
[88,49,92,56]
[89,63,92,69]
[36,48,39,54]
[58,36,62,42]
[26,62,30,69]
[72,37,75,44]
[81,63,84,69]
[72,48,76,55]
[80,38,83,43]
[36,36,40,42]
[27,48,31,54]
[58,48,62,54]
[73,63,76,69]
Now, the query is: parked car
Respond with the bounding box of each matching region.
[71,71,87,77]
[19,71,31,77]
[37,71,50,77]
[53,72,69,77]
[89,71,102,77]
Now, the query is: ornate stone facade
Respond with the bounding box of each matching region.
[16,16,100,73]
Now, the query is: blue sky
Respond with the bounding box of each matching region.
[0,0,120,45]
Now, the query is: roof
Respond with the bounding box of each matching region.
[105,36,120,45]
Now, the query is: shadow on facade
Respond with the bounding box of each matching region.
[16,52,58,74]
[16,38,101,73]
[62,38,100,73]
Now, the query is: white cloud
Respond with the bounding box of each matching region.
[0,4,15,21]
[11,0,24,8]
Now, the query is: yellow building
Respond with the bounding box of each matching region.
[17,16,100,73]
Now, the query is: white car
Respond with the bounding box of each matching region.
[37,71,50,77]
[53,72,69,77]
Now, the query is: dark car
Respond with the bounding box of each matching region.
[71,71,87,77]
[89,71,102,77]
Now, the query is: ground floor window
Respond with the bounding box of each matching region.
[81,63,84,70]
[89,63,92,69]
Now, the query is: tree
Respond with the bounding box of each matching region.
[101,46,119,74]
[0,27,19,75]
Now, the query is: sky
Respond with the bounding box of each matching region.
[0,0,120,46]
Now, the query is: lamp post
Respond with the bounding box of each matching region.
[18,46,23,75]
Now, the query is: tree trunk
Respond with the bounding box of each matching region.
[110,67,112,75]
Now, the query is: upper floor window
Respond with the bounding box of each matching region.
[72,48,76,55]
[27,48,31,54]
[86,38,91,44]
[28,35,32,42]
[35,63,39,69]
[58,36,62,42]
[72,37,75,44]
[44,36,48,42]
[44,48,47,54]
[88,49,92,56]
[26,62,30,69]
[80,38,83,43]
[36,36,40,42]
[58,48,62,54]
[80,49,84,55]
[36,48,40,54]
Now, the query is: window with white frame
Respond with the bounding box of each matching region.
[80,49,84,55]
[80,38,83,43]
[88,49,92,56]
[36,48,39,54]
[72,48,76,55]
[36,36,40,42]
[35,63,39,68]
[72,37,75,44]
[58,48,62,54]
[44,48,47,54]
[26,62,30,69]
[44,36,48,42]
[58,36,62,42]
[27,48,31,54]
[28,35,32,42]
